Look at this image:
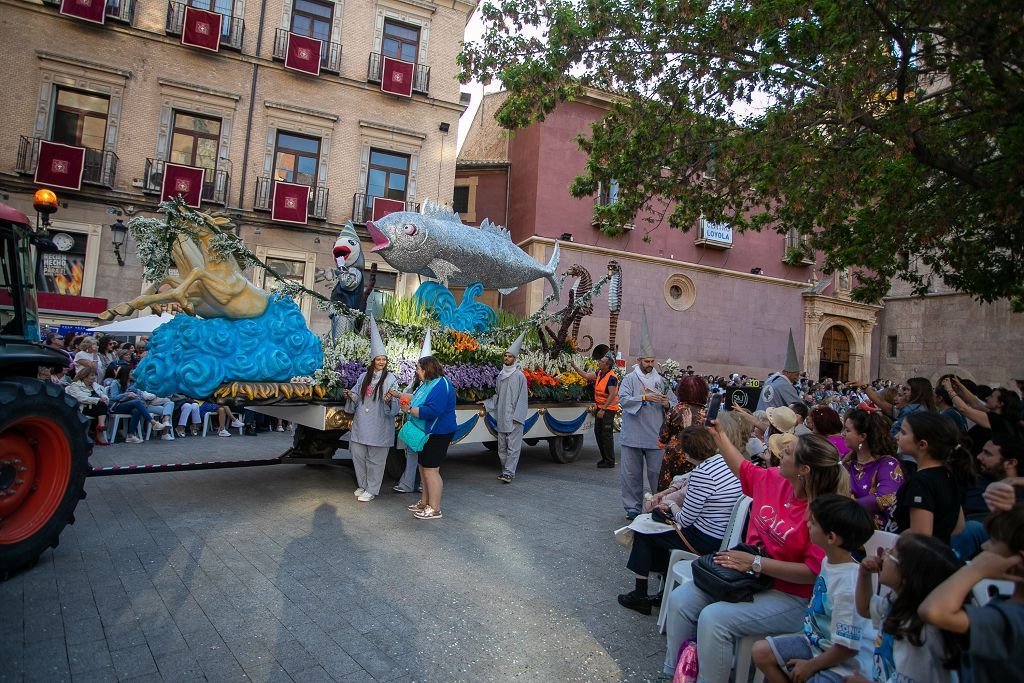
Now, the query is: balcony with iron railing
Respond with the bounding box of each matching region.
[351,193,419,224]
[272,28,341,73]
[142,158,229,205]
[255,177,329,220]
[42,0,135,22]
[16,136,118,188]
[165,1,244,50]
[366,53,430,95]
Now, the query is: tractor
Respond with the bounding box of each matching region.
[0,192,91,577]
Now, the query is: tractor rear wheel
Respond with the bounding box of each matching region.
[0,378,91,579]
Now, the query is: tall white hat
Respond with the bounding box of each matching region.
[637,305,655,359]
[420,328,432,358]
[506,329,527,357]
[368,313,386,359]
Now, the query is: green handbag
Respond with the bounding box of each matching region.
[399,416,437,451]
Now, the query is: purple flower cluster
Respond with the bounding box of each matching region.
[445,363,499,390]
[336,360,366,388]
[395,359,418,386]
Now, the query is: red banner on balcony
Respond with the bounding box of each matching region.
[284,33,322,76]
[59,0,105,24]
[182,6,222,52]
[371,196,405,221]
[271,181,310,225]
[160,163,205,208]
[380,56,414,97]
[34,141,86,191]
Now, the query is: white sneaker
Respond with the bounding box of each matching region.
[276,426,285,432]
[354,488,365,497]
[125,435,143,444]
[218,429,231,437]
[230,418,244,428]
[357,492,375,502]
[161,433,174,441]
[151,421,165,432]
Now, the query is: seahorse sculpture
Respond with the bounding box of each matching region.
[566,264,594,344]
[607,260,622,355]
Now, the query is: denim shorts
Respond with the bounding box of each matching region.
[765,634,845,683]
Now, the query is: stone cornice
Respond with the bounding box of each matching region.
[36,50,132,79]
[518,236,810,288]
[158,78,241,101]
[266,101,339,122]
[358,120,427,140]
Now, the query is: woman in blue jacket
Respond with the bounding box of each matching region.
[401,355,457,519]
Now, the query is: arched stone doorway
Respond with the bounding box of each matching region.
[819,325,852,382]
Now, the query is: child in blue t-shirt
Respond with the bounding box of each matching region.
[752,494,875,682]
[919,503,1024,683]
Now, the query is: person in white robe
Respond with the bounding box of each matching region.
[482,330,529,483]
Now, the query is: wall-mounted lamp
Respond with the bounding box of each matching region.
[560,232,574,242]
[110,218,128,266]
[439,122,450,133]
[33,188,59,229]
[750,267,764,275]
[314,236,321,244]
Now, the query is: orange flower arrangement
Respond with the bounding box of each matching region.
[524,368,558,387]
[450,331,479,353]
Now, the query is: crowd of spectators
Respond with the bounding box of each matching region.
[624,366,1024,683]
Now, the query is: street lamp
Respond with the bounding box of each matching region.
[110,218,128,266]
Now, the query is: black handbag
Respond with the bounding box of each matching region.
[691,543,772,603]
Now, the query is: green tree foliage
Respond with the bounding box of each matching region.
[459,0,1024,307]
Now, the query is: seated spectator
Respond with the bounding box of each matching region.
[660,431,850,682]
[953,434,1023,559]
[107,365,166,444]
[752,494,874,682]
[49,364,70,386]
[945,376,1021,440]
[97,336,119,378]
[919,504,1024,682]
[73,336,100,375]
[657,375,711,490]
[44,332,73,369]
[789,402,812,436]
[935,378,968,433]
[66,366,110,446]
[842,408,903,531]
[212,403,244,437]
[894,412,975,544]
[865,377,935,439]
[618,427,742,615]
[848,533,962,683]
[172,396,203,437]
[809,405,851,458]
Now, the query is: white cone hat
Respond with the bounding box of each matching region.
[368,313,386,359]
[420,328,432,358]
[637,305,655,359]
[506,329,527,357]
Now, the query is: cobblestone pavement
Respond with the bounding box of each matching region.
[1,427,670,682]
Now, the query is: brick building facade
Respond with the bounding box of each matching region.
[0,0,476,334]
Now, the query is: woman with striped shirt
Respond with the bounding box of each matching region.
[618,426,744,615]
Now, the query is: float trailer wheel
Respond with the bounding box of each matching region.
[548,434,584,463]
[0,378,91,579]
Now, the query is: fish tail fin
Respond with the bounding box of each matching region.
[545,241,561,298]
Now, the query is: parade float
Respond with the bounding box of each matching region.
[94,198,634,472]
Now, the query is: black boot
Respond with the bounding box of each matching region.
[617,590,653,615]
[597,459,615,468]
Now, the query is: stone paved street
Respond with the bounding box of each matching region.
[1,429,668,682]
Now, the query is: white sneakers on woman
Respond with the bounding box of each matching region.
[356,491,375,502]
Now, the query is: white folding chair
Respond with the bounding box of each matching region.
[657,495,753,632]
[971,578,1015,606]
[106,413,147,443]
[202,410,243,436]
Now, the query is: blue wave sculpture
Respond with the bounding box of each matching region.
[413,281,497,333]
[133,295,323,398]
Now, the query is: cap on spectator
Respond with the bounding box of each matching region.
[768,432,798,458]
[765,406,798,433]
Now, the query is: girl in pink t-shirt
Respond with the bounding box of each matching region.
[661,430,850,683]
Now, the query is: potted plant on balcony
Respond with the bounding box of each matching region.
[783,245,814,266]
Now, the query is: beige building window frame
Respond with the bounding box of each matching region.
[453,176,477,223]
[278,0,345,47]
[155,80,239,178]
[253,245,318,321]
[45,219,103,299]
[261,104,337,187]
[34,53,128,154]
[372,3,431,66]
[356,121,423,205]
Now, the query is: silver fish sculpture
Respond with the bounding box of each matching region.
[366,201,560,297]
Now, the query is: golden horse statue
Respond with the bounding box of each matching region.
[98,210,269,321]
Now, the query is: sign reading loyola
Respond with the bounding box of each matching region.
[701,219,733,245]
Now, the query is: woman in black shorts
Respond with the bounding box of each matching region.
[401,356,457,519]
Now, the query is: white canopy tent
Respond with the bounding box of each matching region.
[87,313,175,336]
